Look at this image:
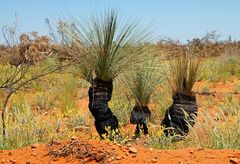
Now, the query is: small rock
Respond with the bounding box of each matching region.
[8,152,12,156]
[126,153,129,156]
[26,160,30,164]
[31,153,37,157]
[71,136,78,140]
[115,156,122,160]
[129,147,137,154]
[149,148,153,151]
[74,126,89,132]
[230,157,239,164]
[151,159,157,163]
[95,153,105,162]
[31,144,39,149]
[50,140,61,145]
[9,159,16,163]
[132,154,137,158]
[205,155,215,159]
[196,148,204,151]
[2,159,6,163]
[55,141,61,145]
[228,154,236,158]
[107,157,114,163]
[126,143,132,147]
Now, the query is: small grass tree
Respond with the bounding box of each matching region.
[161,38,205,139]
[124,59,163,136]
[57,9,152,139]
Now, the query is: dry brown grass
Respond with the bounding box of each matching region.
[0,32,53,66]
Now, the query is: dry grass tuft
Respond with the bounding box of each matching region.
[166,38,205,95]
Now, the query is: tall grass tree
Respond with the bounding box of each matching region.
[161,38,205,139]
[57,9,152,138]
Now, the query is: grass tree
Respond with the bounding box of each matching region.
[57,9,152,138]
[124,59,163,136]
[161,38,205,139]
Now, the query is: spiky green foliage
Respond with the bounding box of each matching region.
[166,39,204,95]
[124,59,163,106]
[58,9,152,82]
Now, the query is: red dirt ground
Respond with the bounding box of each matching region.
[1,137,240,164]
[1,79,240,164]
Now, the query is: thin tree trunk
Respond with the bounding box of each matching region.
[2,91,13,139]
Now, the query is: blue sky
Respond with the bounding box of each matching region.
[0,0,240,43]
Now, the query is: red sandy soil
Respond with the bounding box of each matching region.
[1,137,240,164]
[1,79,240,164]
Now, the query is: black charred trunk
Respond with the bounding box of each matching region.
[130,105,151,135]
[88,79,119,138]
[161,92,198,136]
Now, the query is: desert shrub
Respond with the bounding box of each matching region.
[0,100,90,149]
[217,48,240,78]
[11,94,32,112]
[65,111,89,129]
[53,74,78,113]
[201,48,240,82]
[110,97,131,125]
[233,83,240,93]
[108,82,132,125]
[201,84,211,94]
[34,92,55,110]
[150,83,172,123]
[218,94,240,116]
[0,30,53,66]
[186,108,240,149]
[0,104,49,149]
[147,109,240,149]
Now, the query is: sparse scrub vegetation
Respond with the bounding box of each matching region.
[186,108,240,149]
[1,34,240,149]
[1,9,240,157]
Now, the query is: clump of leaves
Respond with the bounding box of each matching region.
[166,38,205,95]
[57,9,153,83]
[124,59,163,106]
